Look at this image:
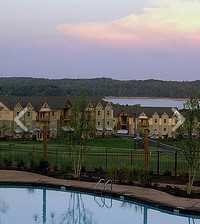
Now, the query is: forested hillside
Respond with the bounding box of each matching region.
[0,77,199,97]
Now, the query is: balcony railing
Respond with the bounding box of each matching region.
[36,116,50,122]
[60,115,72,121]
[139,122,149,127]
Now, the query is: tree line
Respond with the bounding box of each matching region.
[0,77,199,97]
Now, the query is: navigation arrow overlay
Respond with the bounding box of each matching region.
[14,107,28,132]
[172,107,185,132]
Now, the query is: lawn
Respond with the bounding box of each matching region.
[0,137,135,149]
[0,137,192,177]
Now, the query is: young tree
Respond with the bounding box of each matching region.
[64,95,95,179]
[179,96,200,194]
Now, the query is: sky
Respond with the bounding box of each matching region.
[0,0,200,81]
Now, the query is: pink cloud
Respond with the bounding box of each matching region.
[57,0,200,50]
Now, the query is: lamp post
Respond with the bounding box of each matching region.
[151,131,159,140]
[134,134,142,150]
[151,131,159,147]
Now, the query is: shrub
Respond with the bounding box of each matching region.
[60,155,73,174]
[28,152,38,171]
[17,159,25,169]
[107,163,118,180]
[164,170,172,176]
[3,157,12,167]
[38,160,49,174]
[121,164,138,184]
[137,168,152,187]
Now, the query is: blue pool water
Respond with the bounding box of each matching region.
[0,186,199,224]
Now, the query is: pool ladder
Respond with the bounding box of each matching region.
[94,178,113,191]
[94,195,113,208]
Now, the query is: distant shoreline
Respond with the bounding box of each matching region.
[103,96,188,101]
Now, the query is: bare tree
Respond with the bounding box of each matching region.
[64,95,94,179]
[179,96,200,194]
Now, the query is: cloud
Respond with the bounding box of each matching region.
[57,0,200,50]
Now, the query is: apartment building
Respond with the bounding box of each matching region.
[0,96,176,140]
[114,106,175,138]
[95,101,113,137]
[0,96,114,140]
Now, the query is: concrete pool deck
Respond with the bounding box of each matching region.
[0,170,200,216]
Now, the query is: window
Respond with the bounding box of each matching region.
[107,121,110,126]
[107,110,110,116]
[98,121,100,126]
[52,111,55,116]
[28,111,31,117]
[164,118,166,123]
[98,111,100,116]
[155,119,157,123]
[17,112,19,116]
[164,128,167,131]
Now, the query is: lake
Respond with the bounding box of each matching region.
[103,97,187,109]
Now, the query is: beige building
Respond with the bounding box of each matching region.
[0,96,176,140]
[0,96,115,140]
[114,106,175,138]
[95,102,114,137]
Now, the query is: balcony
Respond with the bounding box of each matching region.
[60,115,72,121]
[120,122,127,126]
[36,116,50,122]
[139,122,149,127]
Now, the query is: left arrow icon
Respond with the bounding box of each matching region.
[14,107,28,132]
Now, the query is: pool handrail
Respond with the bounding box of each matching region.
[101,179,112,191]
[94,178,105,189]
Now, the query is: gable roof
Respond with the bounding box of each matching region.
[113,105,174,118]
[0,96,103,111]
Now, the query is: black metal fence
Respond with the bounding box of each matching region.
[0,144,198,177]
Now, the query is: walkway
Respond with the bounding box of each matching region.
[0,170,200,215]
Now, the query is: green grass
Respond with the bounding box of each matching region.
[86,137,134,149]
[0,137,194,176]
[0,143,194,176]
[0,137,135,149]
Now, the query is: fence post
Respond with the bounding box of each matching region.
[56,147,58,169]
[174,151,177,178]
[131,149,133,166]
[105,148,108,173]
[9,144,12,163]
[157,151,160,175]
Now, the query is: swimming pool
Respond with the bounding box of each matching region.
[0,186,199,224]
